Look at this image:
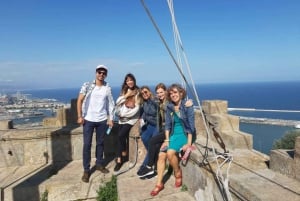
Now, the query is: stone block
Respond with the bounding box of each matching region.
[0,120,13,130]
[43,117,61,127]
[70,136,83,160]
[194,109,207,132]
[220,130,253,150]
[0,142,24,167]
[56,108,67,126]
[206,114,240,131]
[202,100,228,115]
[184,150,226,201]
[269,149,295,178]
[24,140,48,165]
[294,137,300,181]
[129,122,144,163]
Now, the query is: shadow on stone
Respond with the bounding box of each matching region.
[12,124,78,201]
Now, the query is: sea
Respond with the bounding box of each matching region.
[15,81,300,155]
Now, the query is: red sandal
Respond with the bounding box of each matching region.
[174,169,182,187]
[150,183,164,196]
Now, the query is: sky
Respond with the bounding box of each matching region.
[0,0,300,90]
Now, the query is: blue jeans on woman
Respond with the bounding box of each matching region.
[82,120,108,172]
[141,124,158,166]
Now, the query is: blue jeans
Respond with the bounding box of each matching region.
[82,120,108,172]
[141,124,158,166]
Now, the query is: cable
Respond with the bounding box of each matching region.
[113,135,139,176]
[140,1,233,200]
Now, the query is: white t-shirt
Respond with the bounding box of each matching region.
[84,86,108,122]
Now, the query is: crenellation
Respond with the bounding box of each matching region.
[0,120,13,130]
[202,100,228,115]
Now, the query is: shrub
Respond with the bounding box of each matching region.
[272,130,300,149]
[40,190,48,201]
[97,175,118,201]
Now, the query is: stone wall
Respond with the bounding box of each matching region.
[269,136,300,182]
[0,99,253,169]
[200,100,253,151]
[0,99,260,201]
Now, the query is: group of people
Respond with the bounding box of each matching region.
[77,64,196,196]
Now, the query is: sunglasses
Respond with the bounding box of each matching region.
[97,71,107,75]
[141,90,149,95]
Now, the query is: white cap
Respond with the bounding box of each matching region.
[96,64,108,72]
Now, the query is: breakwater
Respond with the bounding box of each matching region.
[239,116,300,128]
[227,107,300,128]
[228,107,300,113]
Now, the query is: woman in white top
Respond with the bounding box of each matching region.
[114,73,141,172]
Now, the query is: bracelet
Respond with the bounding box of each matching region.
[164,140,170,142]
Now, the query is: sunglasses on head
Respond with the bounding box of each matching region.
[97,70,107,75]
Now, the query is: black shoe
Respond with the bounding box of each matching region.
[140,171,157,180]
[122,155,129,163]
[96,165,109,174]
[81,171,90,183]
[136,165,145,175]
[137,166,154,177]
[114,162,123,172]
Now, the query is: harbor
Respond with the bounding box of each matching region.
[0,92,68,126]
[1,92,300,129]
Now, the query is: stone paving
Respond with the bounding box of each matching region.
[0,158,196,201]
[116,161,196,201]
[2,150,300,201]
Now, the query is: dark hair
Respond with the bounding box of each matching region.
[121,73,138,95]
[167,83,186,100]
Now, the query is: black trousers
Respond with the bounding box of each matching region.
[147,132,165,167]
[117,123,132,158]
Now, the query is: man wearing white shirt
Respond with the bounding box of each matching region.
[77,64,115,183]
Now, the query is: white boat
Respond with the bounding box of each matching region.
[295,124,300,129]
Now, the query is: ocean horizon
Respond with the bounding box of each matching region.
[6,81,300,154]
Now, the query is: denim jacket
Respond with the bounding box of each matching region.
[140,98,159,126]
[165,100,196,142]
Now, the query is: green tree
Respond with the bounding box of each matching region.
[272,130,300,149]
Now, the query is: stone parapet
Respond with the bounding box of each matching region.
[269,149,295,177]
[0,120,13,130]
[202,100,228,114]
[4,99,299,201]
[43,99,77,127]
[198,100,252,151]
[270,136,300,182]
[0,126,83,168]
[0,99,252,170]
